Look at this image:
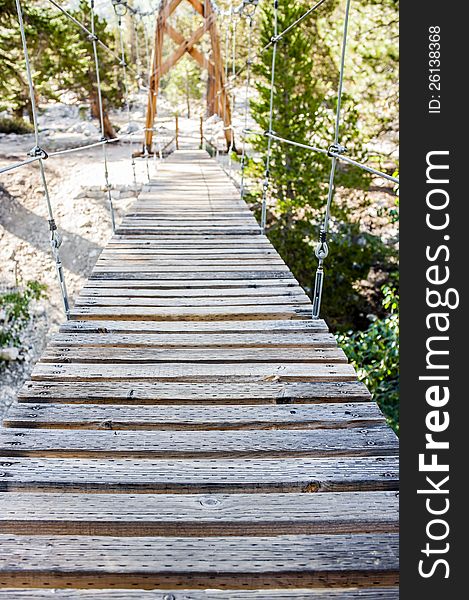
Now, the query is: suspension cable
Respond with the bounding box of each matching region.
[90,0,116,233]
[312,0,352,319]
[47,0,125,70]
[263,0,329,50]
[227,6,238,180]
[113,0,140,190]
[13,0,71,319]
[240,1,258,198]
[260,0,279,233]
[265,132,399,184]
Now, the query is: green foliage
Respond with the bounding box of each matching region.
[162,55,204,117]
[0,115,33,134]
[246,0,399,330]
[267,216,395,330]
[0,280,47,350]
[0,1,123,120]
[337,285,399,433]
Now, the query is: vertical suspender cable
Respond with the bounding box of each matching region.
[90,0,116,233]
[227,9,237,181]
[14,0,70,319]
[260,0,278,233]
[311,0,352,318]
[114,1,139,190]
[240,1,257,198]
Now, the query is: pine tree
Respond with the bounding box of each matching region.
[247,0,396,329]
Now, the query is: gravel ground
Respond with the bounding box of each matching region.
[0,135,155,419]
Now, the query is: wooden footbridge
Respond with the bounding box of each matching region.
[0,151,399,597]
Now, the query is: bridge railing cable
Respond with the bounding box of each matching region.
[13,0,71,319]
[228,0,399,319]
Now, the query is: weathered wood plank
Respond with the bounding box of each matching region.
[60,319,329,334]
[0,425,397,458]
[0,589,401,599]
[79,285,308,298]
[3,401,384,430]
[0,491,399,536]
[48,332,338,349]
[69,305,310,321]
[74,296,310,308]
[0,533,399,588]
[89,271,294,281]
[79,279,301,289]
[40,347,347,364]
[0,456,399,493]
[17,381,371,404]
[31,362,357,382]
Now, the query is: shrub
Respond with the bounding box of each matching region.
[0,280,47,351]
[0,116,34,134]
[337,285,399,433]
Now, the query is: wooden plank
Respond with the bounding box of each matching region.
[79,279,301,289]
[0,425,397,458]
[48,332,338,349]
[3,401,385,430]
[0,456,399,493]
[31,362,357,382]
[40,347,347,364]
[74,296,310,307]
[0,491,399,536]
[95,259,287,267]
[69,305,310,321]
[89,271,294,281]
[60,319,329,334]
[79,285,308,298]
[0,589,401,599]
[17,381,371,404]
[0,533,398,588]
[114,227,262,235]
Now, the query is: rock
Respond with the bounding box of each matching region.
[119,121,140,134]
[0,347,20,361]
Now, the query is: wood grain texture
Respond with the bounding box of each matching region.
[0,425,398,458]
[4,401,384,430]
[17,380,372,404]
[31,362,357,382]
[0,589,401,599]
[0,533,399,588]
[0,456,399,493]
[0,491,399,536]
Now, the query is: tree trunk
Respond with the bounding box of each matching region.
[89,90,117,139]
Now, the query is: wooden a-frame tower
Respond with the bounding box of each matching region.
[144,0,234,153]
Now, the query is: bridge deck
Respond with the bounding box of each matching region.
[0,150,399,597]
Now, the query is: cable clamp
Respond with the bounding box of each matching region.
[315,226,329,260]
[27,146,48,159]
[100,136,108,143]
[87,33,98,42]
[120,59,127,68]
[327,142,346,157]
[270,34,280,44]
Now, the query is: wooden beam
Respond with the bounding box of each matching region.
[187,0,205,16]
[166,24,212,71]
[143,0,235,152]
[205,0,234,149]
[143,1,169,153]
